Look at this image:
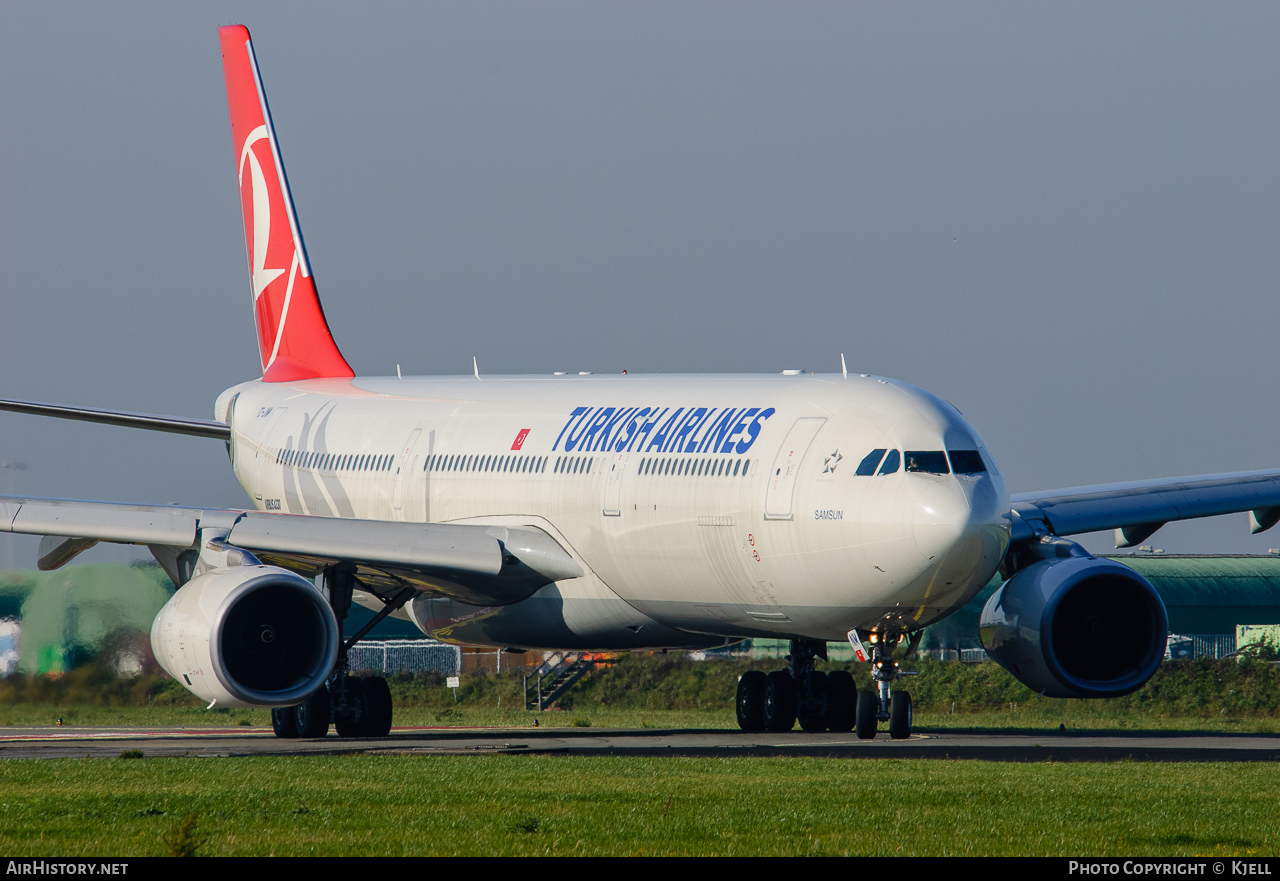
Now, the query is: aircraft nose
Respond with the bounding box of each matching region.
[912,475,1008,565]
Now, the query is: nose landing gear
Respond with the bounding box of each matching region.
[855,630,918,740]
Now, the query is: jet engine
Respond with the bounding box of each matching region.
[150,565,338,708]
[979,555,1167,698]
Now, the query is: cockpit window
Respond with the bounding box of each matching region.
[877,449,900,475]
[856,449,886,476]
[904,451,950,474]
[948,450,987,474]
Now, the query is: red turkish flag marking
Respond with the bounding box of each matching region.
[511,429,531,451]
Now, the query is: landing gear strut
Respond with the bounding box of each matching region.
[733,631,918,738]
[735,639,856,733]
[854,630,918,740]
[272,564,406,739]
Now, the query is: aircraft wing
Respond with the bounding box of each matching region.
[0,494,582,605]
[1011,469,1280,546]
[0,397,231,440]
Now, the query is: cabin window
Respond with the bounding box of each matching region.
[905,451,949,474]
[877,450,900,475]
[733,460,741,476]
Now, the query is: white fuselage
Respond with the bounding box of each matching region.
[216,372,1011,650]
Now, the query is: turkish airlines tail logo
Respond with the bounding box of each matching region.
[218,26,353,383]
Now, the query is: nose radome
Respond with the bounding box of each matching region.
[912,479,972,563]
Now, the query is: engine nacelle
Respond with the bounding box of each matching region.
[150,565,338,708]
[979,556,1167,699]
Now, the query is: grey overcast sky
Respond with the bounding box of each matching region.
[2,2,1279,568]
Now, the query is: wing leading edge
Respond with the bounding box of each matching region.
[0,494,582,606]
[1012,469,1280,546]
[0,397,231,440]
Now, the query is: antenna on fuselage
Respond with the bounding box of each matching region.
[473,356,481,381]
[397,364,402,379]
[841,353,848,379]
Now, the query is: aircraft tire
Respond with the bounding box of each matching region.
[736,671,767,731]
[889,691,912,740]
[362,676,393,737]
[294,686,331,738]
[763,670,796,732]
[271,707,299,739]
[824,670,856,732]
[796,671,828,732]
[333,677,365,738]
[855,689,878,740]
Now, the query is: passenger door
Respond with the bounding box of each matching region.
[764,418,826,520]
[602,452,629,516]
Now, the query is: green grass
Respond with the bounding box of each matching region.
[0,756,1275,856]
[4,705,1278,733]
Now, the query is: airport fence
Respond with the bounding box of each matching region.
[1190,634,1236,660]
[348,639,461,676]
[346,640,543,676]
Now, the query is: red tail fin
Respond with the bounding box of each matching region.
[218,25,353,383]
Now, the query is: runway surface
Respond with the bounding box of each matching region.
[2,725,1278,761]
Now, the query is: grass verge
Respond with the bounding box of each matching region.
[2,653,1277,732]
[0,755,1275,856]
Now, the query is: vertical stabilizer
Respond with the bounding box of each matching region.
[218,25,354,383]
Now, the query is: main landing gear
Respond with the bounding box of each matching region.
[272,564,408,739]
[735,633,917,739]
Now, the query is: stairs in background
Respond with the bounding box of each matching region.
[524,652,615,710]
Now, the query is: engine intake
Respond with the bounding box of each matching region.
[979,556,1167,698]
[151,565,338,708]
